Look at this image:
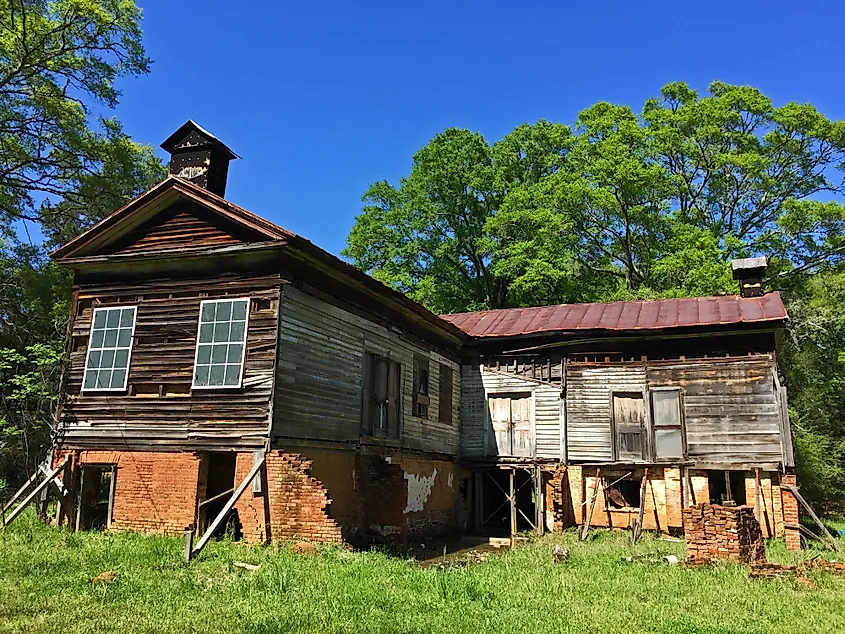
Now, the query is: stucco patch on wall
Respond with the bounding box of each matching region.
[403,468,437,513]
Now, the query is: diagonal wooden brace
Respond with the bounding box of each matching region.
[2,456,70,528]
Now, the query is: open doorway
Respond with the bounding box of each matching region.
[708,470,747,505]
[479,467,538,536]
[77,465,115,530]
[198,453,239,538]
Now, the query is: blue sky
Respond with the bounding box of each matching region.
[113,0,845,256]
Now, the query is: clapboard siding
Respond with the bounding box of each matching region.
[59,274,281,450]
[273,285,460,455]
[647,356,782,464]
[459,366,561,459]
[565,364,647,462]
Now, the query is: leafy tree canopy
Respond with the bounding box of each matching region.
[345,82,845,312]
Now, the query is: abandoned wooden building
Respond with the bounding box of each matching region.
[30,122,800,552]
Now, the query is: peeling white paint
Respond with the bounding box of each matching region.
[384,457,392,464]
[447,473,454,488]
[403,468,437,513]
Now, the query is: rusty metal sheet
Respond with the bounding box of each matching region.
[440,293,788,337]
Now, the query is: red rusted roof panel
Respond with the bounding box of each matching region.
[439,293,787,338]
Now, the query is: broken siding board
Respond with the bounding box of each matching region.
[58,274,281,450]
[274,285,460,454]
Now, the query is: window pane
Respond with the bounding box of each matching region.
[201,303,216,322]
[217,301,232,321]
[96,370,112,389]
[91,330,105,348]
[93,310,107,328]
[230,321,245,342]
[199,323,213,343]
[232,300,247,320]
[211,344,227,364]
[101,350,115,369]
[117,328,132,347]
[227,344,243,363]
[224,365,240,386]
[106,310,120,328]
[195,365,210,386]
[120,308,134,326]
[196,345,211,364]
[655,428,683,458]
[209,365,225,386]
[213,322,229,343]
[110,370,126,389]
[84,371,98,389]
[87,351,102,369]
[652,390,681,428]
[114,349,129,368]
[104,329,118,347]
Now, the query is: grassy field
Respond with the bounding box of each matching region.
[1,514,845,634]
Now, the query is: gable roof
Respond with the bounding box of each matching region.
[50,176,291,261]
[440,293,788,338]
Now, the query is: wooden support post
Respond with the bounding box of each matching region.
[535,466,544,536]
[724,471,733,503]
[754,468,762,523]
[579,468,601,541]
[473,470,483,533]
[106,465,117,530]
[509,468,517,548]
[184,529,194,562]
[632,468,649,544]
[1,457,69,528]
[191,453,266,560]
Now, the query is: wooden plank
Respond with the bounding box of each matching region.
[190,453,266,559]
[509,468,517,547]
[781,483,841,552]
[2,457,69,528]
[579,468,601,541]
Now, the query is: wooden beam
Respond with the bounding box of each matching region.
[579,468,601,541]
[632,467,649,544]
[2,457,69,528]
[781,483,841,552]
[190,453,266,560]
[509,468,517,548]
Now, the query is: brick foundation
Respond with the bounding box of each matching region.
[780,474,801,551]
[682,504,766,564]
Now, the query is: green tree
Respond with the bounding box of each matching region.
[0,0,164,486]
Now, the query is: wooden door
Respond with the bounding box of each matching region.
[487,394,533,457]
[488,396,512,455]
[613,392,645,461]
[511,396,533,457]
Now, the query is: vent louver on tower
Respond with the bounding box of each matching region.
[161,121,238,198]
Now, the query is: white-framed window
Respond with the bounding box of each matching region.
[192,298,249,389]
[82,306,137,392]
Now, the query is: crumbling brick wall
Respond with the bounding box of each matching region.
[263,451,342,543]
[547,465,573,530]
[682,504,766,563]
[355,454,407,542]
[780,474,801,551]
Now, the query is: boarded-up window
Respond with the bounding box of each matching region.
[650,389,685,459]
[612,392,645,461]
[83,306,137,392]
[438,364,453,424]
[413,355,430,418]
[362,353,401,438]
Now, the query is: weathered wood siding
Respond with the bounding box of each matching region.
[458,366,561,459]
[563,355,784,466]
[647,356,782,465]
[273,285,460,455]
[59,274,282,450]
[565,364,647,462]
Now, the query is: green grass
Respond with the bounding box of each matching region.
[2,514,845,634]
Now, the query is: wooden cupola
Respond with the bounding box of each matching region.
[161,121,238,198]
[731,257,767,297]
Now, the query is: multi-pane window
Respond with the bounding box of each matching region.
[193,298,249,388]
[650,388,685,459]
[83,306,137,391]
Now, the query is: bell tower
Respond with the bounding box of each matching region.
[161,120,238,198]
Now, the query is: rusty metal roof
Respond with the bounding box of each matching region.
[439,293,787,338]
